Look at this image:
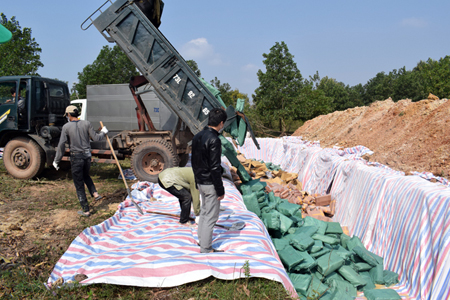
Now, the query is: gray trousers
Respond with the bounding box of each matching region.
[198,184,220,253]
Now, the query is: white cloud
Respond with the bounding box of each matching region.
[241,63,259,73]
[180,37,225,66]
[400,17,427,28]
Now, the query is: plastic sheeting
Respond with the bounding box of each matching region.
[47,177,296,297]
[236,136,450,300]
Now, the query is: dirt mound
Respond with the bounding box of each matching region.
[293,96,450,177]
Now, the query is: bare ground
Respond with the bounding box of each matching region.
[293,96,450,178]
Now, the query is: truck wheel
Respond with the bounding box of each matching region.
[3,137,45,179]
[131,139,178,183]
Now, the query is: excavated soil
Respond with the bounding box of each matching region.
[293,96,450,178]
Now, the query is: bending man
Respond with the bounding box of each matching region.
[158,167,200,225]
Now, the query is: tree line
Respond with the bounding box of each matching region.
[1,14,449,136]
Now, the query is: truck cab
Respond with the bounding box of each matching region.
[0,76,70,179]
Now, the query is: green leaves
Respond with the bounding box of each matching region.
[254,42,305,135]
[0,13,43,76]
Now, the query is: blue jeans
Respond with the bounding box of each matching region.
[70,153,97,212]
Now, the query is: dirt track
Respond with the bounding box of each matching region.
[293,96,450,178]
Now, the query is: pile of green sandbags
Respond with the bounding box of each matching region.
[239,178,401,300]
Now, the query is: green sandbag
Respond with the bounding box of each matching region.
[279,213,294,234]
[346,235,365,251]
[278,245,304,272]
[310,240,323,253]
[294,225,318,237]
[352,246,379,267]
[364,288,401,300]
[325,222,343,234]
[369,263,385,285]
[316,251,345,276]
[327,277,357,298]
[360,272,376,292]
[251,180,267,193]
[332,245,353,261]
[289,215,303,226]
[310,247,331,258]
[304,216,328,235]
[242,192,261,217]
[288,273,311,296]
[294,209,303,219]
[256,189,265,201]
[277,201,300,217]
[219,135,251,182]
[261,211,280,230]
[326,287,354,300]
[272,238,289,251]
[312,233,340,245]
[350,252,365,263]
[240,184,252,195]
[306,274,329,299]
[352,262,373,272]
[236,116,247,146]
[340,233,351,249]
[268,191,276,203]
[292,251,317,271]
[240,178,266,194]
[260,200,274,212]
[288,232,315,251]
[338,265,367,287]
[326,233,341,240]
[258,198,268,209]
[323,272,345,285]
[383,270,399,287]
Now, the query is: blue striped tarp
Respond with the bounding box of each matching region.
[47,178,296,297]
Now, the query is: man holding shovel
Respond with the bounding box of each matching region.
[53,105,108,217]
[158,167,200,226]
[192,107,227,253]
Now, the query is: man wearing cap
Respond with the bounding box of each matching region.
[53,105,108,217]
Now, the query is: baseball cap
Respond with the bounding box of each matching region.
[64,105,78,117]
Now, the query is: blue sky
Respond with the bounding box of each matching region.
[2,0,450,100]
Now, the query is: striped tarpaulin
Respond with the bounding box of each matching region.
[47,178,296,297]
[237,137,450,300]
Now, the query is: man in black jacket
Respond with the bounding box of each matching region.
[191,107,227,253]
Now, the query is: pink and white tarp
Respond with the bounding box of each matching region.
[236,136,450,300]
[48,178,296,297]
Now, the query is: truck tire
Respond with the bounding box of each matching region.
[131,139,178,183]
[3,137,46,179]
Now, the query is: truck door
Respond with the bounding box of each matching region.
[0,80,19,132]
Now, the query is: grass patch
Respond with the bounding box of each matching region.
[0,159,294,299]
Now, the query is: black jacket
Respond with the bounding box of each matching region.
[191,126,224,197]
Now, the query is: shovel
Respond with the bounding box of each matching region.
[100,121,144,215]
[146,210,246,231]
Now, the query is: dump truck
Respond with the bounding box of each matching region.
[0,76,71,179]
[80,0,258,181]
[1,0,257,182]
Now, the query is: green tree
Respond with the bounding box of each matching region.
[253,41,303,135]
[186,59,201,77]
[413,56,450,100]
[0,13,43,76]
[210,77,232,107]
[73,45,139,98]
